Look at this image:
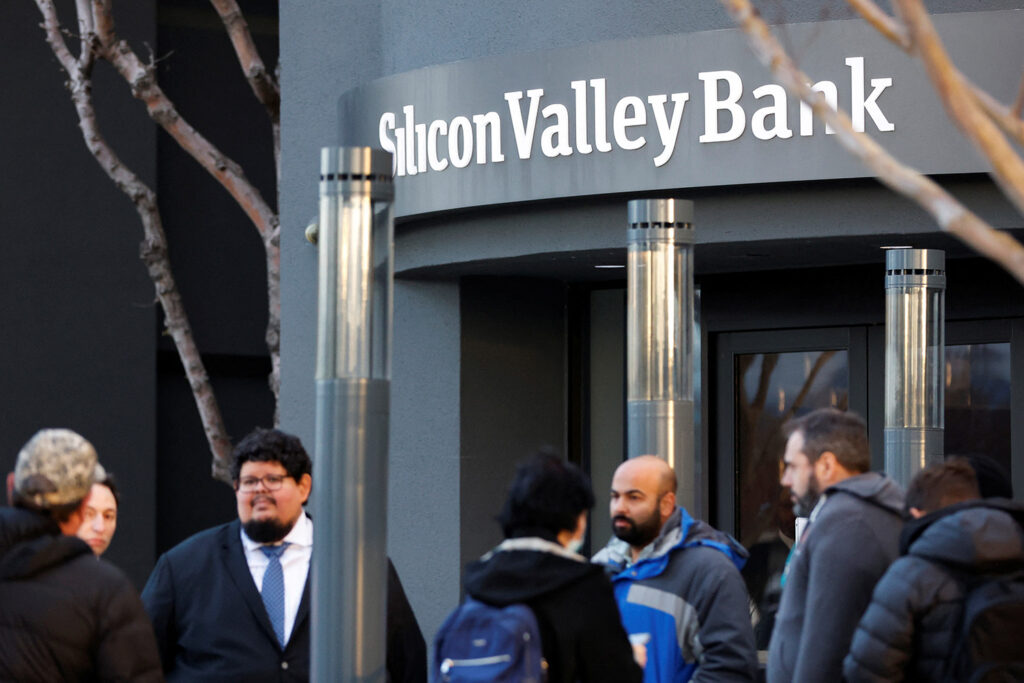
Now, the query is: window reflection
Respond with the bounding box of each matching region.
[945,343,1011,481]
[736,350,849,649]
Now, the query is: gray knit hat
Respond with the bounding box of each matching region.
[14,429,106,508]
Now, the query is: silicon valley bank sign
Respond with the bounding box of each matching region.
[337,11,1024,218]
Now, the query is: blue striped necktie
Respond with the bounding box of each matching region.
[260,543,290,646]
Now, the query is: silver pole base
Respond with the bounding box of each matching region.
[312,378,390,683]
[627,399,695,512]
[884,427,943,490]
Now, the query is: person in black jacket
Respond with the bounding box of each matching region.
[843,458,1024,682]
[0,428,162,682]
[459,450,644,683]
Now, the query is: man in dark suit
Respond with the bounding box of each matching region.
[141,427,426,682]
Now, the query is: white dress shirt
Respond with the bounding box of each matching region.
[240,512,313,644]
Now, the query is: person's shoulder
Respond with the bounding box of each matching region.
[63,552,138,596]
[670,542,743,582]
[161,520,238,561]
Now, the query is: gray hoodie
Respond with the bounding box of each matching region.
[766,472,904,683]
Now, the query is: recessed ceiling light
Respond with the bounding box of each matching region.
[594,264,625,269]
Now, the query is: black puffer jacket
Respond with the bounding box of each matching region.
[0,506,163,682]
[843,499,1024,683]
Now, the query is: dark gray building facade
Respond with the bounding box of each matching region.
[280,1,1024,645]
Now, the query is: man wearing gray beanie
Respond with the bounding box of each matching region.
[0,428,162,682]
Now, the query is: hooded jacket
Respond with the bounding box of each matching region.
[592,507,757,683]
[463,534,643,683]
[843,499,1024,682]
[0,506,163,682]
[766,472,904,683]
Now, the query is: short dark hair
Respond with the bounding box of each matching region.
[12,492,82,524]
[962,453,1013,499]
[98,475,120,508]
[496,449,595,539]
[231,428,312,483]
[784,408,870,473]
[905,457,980,514]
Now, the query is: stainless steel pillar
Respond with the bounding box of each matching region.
[884,248,945,489]
[312,147,394,683]
[626,198,696,511]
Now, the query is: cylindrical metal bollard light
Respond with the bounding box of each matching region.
[312,147,394,683]
[884,248,945,489]
[626,198,696,512]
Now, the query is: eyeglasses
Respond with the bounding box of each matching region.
[237,474,290,492]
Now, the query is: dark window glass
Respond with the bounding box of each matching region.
[736,350,849,648]
[945,343,1011,486]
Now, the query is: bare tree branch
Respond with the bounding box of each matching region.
[207,0,279,113]
[846,0,910,49]
[34,0,234,483]
[718,0,1024,286]
[895,0,1024,217]
[86,5,282,408]
[970,85,1024,148]
[207,0,281,181]
[843,1,1024,152]
[103,40,284,368]
[90,0,113,45]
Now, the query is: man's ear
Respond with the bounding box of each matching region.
[660,490,676,518]
[297,473,313,503]
[816,451,838,479]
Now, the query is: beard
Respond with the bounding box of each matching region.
[791,475,821,518]
[612,508,664,549]
[243,518,295,544]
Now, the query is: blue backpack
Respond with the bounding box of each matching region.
[432,597,547,682]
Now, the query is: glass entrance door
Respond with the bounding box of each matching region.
[713,327,867,649]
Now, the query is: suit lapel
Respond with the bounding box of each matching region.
[292,568,311,646]
[220,520,282,650]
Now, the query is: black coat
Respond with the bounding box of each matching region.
[0,507,163,683]
[462,536,643,683]
[141,517,425,682]
[843,499,1024,683]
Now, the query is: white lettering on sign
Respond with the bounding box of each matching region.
[378,57,896,176]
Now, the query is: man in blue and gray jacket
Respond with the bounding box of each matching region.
[593,455,757,682]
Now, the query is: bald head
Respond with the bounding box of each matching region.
[615,455,677,497]
[610,456,679,555]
